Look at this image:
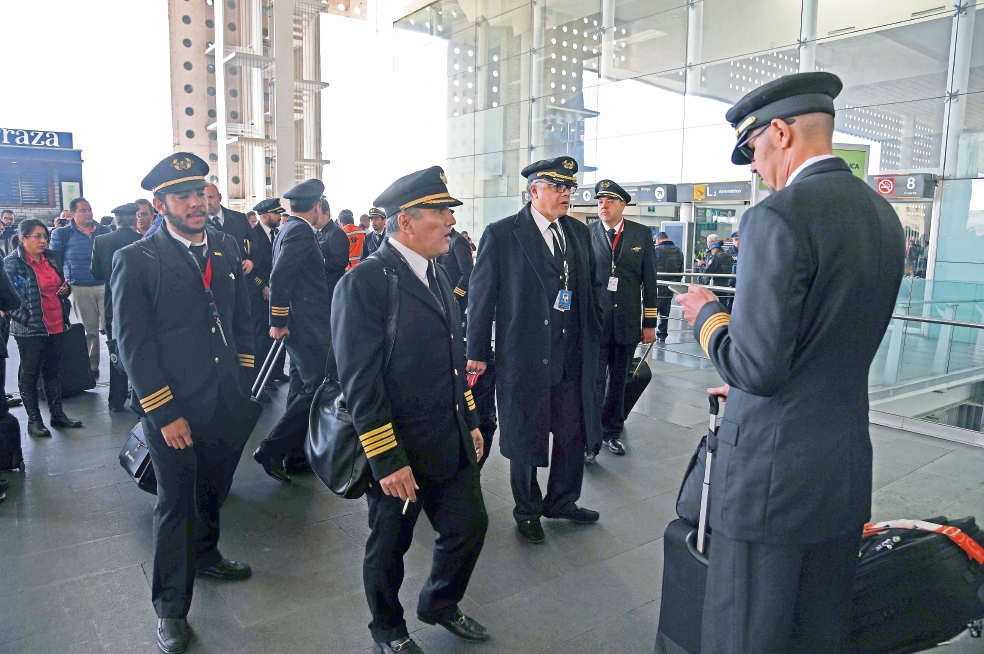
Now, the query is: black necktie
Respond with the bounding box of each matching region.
[548,222,565,268]
[270,226,278,243]
[607,228,616,244]
[426,262,444,309]
[189,244,207,271]
[211,216,222,230]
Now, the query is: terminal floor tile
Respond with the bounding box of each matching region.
[2,342,984,653]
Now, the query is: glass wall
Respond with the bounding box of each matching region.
[394,1,984,440]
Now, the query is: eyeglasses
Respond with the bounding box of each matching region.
[544,181,577,194]
[736,118,795,162]
[25,234,47,241]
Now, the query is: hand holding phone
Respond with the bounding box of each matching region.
[668,283,690,295]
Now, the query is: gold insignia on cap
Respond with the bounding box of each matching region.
[439,172,448,184]
[562,159,575,170]
[172,157,193,171]
[735,115,756,138]
[600,181,610,188]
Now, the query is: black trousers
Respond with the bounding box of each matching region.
[259,341,328,460]
[14,333,64,421]
[106,321,129,410]
[592,333,635,452]
[702,528,862,654]
[144,397,251,618]
[510,377,584,522]
[364,464,488,644]
[655,296,673,340]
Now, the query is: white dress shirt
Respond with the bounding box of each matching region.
[785,154,836,187]
[259,220,275,244]
[387,237,430,285]
[209,207,225,227]
[166,222,209,251]
[531,204,565,255]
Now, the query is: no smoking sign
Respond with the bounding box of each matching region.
[877,178,895,195]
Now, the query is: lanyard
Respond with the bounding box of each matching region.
[606,221,624,274]
[194,250,229,347]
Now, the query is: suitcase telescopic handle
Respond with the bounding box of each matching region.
[632,341,656,377]
[697,392,727,555]
[251,339,287,399]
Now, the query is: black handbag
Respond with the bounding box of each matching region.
[675,394,724,528]
[306,264,399,499]
[119,422,157,495]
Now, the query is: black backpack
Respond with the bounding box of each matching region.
[850,516,984,653]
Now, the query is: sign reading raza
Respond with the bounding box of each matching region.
[0,128,73,149]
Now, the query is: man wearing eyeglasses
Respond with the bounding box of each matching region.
[674,72,905,652]
[466,156,602,545]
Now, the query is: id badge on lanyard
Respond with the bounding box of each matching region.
[607,221,623,292]
[554,260,572,311]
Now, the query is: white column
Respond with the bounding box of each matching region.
[530,0,544,163]
[213,0,229,197]
[273,0,297,194]
[798,0,818,73]
[943,3,976,179]
[685,0,703,94]
[600,0,615,81]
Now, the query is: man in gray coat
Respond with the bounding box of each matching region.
[676,73,904,652]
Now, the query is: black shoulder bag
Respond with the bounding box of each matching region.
[306,262,399,498]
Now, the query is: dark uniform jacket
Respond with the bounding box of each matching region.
[250,223,275,313]
[692,157,904,544]
[589,219,659,345]
[91,226,142,335]
[269,216,332,346]
[467,205,601,466]
[317,220,349,298]
[654,240,684,298]
[5,247,70,338]
[213,206,264,293]
[111,227,254,431]
[361,230,386,260]
[698,249,735,288]
[436,228,473,310]
[331,241,480,485]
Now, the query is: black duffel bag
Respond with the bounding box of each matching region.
[306,262,399,499]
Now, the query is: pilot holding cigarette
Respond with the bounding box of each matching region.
[330,166,489,654]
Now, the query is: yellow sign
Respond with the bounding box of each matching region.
[693,184,706,201]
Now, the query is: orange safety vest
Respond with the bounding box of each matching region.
[342,224,366,269]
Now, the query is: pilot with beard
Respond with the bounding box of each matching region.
[112,152,255,654]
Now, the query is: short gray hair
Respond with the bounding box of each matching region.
[528,178,548,195]
[385,206,423,236]
[706,233,719,244]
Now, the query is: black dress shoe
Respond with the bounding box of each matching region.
[517,518,545,544]
[584,451,596,465]
[50,414,83,428]
[7,394,21,407]
[283,455,311,474]
[545,506,600,523]
[196,558,251,580]
[27,420,50,438]
[376,637,424,654]
[418,609,490,642]
[253,447,291,483]
[603,438,626,455]
[257,389,272,403]
[157,617,191,654]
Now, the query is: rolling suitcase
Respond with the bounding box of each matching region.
[39,322,95,399]
[623,341,655,419]
[0,411,23,472]
[654,394,722,654]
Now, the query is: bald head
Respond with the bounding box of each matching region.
[204,184,222,216]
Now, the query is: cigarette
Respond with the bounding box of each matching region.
[402,499,411,515]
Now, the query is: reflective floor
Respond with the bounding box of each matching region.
[2,342,984,653]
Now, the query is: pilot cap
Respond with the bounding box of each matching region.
[374,166,462,218]
[521,156,578,184]
[253,197,285,214]
[594,179,630,203]
[726,72,842,165]
[141,152,210,194]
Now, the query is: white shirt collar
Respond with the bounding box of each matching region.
[786,154,836,187]
[260,220,274,239]
[166,222,208,250]
[601,218,624,235]
[387,237,430,284]
[530,203,562,255]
